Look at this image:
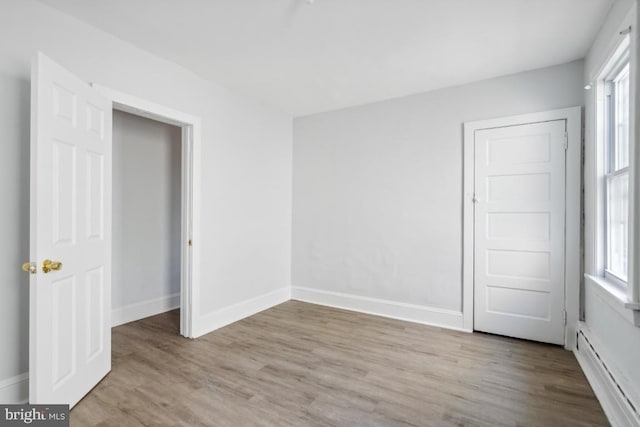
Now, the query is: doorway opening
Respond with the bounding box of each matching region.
[111,110,183,333]
[93,84,201,339]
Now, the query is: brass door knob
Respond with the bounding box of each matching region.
[22,262,37,274]
[42,259,62,273]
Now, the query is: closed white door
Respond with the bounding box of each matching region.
[29,52,112,406]
[473,120,566,345]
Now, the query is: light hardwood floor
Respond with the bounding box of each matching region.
[72,301,608,426]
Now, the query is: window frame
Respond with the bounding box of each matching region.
[585,10,640,326]
[603,54,631,287]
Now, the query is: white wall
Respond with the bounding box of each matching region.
[583,0,640,411]
[112,111,181,315]
[292,60,584,327]
[0,0,292,401]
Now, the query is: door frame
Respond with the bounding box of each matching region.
[92,84,201,339]
[462,106,582,349]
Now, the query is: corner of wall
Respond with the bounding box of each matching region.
[111,293,181,327]
[194,286,291,338]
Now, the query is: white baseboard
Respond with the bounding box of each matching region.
[111,293,181,327]
[291,287,466,331]
[574,324,640,427]
[194,287,291,338]
[0,372,29,404]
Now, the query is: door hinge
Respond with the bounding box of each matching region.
[563,310,567,325]
[564,132,568,150]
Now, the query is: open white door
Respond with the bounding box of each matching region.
[473,120,566,345]
[28,53,112,407]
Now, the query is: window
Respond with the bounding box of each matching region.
[603,49,630,285]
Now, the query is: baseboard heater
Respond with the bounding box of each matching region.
[576,328,640,427]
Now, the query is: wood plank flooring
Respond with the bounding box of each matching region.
[71,301,608,426]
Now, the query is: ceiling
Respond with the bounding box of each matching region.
[38,0,614,116]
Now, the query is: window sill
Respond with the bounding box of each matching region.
[585,274,640,327]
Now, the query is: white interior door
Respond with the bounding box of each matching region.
[29,52,112,406]
[473,120,566,345]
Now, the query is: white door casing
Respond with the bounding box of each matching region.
[91,83,201,339]
[473,120,566,345]
[30,52,112,406]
